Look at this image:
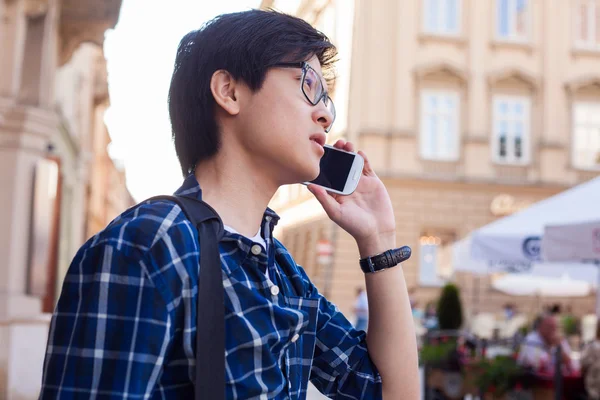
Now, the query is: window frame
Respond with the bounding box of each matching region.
[491,95,532,166]
[574,0,600,50]
[572,102,600,171]
[422,0,462,36]
[418,232,455,287]
[496,0,531,43]
[419,90,461,162]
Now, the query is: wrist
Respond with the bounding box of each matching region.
[356,232,396,258]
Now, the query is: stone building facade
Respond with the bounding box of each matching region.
[263,0,600,319]
[0,0,126,397]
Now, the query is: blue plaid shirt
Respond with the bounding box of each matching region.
[40,174,382,399]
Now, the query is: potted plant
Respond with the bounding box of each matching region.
[420,337,459,369]
[472,355,534,400]
[421,284,468,398]
[421,337,468,399]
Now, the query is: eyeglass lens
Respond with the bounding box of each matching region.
[305,67,335,108]
[302,64,336,132]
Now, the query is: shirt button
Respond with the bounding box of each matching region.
[291,334,299,343]
[265,216,272,222]
[270,285,280,296]
[251,244,262,255]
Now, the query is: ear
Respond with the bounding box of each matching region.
[210,70,240,116]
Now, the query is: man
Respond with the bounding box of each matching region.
[518,314,573,374]
[40,10,418,399]
[503,303,515,320]
[353,287,369,331]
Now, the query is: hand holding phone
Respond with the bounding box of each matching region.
[303,144,364,195]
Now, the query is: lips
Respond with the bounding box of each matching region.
[309,133,326,147]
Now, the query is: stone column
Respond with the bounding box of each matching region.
[0,0,59,398]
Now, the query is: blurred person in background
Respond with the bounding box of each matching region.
[39,9,419,399]
[411,298,424,321]
[408,287,420,314]
[503,303,515,320]
[353,286,369,331]
[423,302,439,331]
[518,314,573,374]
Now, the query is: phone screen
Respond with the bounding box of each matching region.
[310,147,356,191]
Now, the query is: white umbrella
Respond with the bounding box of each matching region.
[470,176,600,264]
[542,219,600,263]
[453,237,598,282]
[452,237,597,315]
[542,219,600,313]
[492,273,591,297]
[451,177,600,314]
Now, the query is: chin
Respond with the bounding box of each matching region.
[294,164,320,184]
[279,154,321,185]
[307,163,321,182]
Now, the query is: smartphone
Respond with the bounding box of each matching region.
[304,144,364,195]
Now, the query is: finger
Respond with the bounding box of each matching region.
[307,185,341,220]
[357,150,375,176]
[344,141,355,153]
[333,139,346,149]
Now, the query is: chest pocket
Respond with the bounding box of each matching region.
[273,249,321,399]
[282,296,320,399]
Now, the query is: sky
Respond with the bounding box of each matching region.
[103,0,261,202]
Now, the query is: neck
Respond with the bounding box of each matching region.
[194,147,278,238]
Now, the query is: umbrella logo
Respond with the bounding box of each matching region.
[522,236,541,261]
[594,229,600,254]
[489,260,532,273]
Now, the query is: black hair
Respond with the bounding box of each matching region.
[168,9,338,176]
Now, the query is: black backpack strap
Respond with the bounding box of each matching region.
[145,195,225,400]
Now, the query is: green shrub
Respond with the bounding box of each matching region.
[561,315,579,336]
[436,284,463,330]
[419,340,456,365]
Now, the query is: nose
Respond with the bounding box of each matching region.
[312,98,334,132]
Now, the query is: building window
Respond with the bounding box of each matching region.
[573,102,600,170]
[492,96,531,165]
[420,91,460,161]
[496,0,529,41]
[575,0,600,49]
[419,232,455,287]
[423,0,461,35]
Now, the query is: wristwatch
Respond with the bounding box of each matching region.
[359,246,411,274]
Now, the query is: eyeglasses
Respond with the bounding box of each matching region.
[272,61,336,133]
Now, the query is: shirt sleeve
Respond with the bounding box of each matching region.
[299,269,382,398]
[518,337,549,369]
[39,243,173,399]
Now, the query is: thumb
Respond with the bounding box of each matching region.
[307,185,341,220]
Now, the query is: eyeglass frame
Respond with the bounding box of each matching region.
[270,61,336,132]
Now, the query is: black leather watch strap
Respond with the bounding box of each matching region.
[359,246,412,274]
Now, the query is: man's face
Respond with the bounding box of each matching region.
[538,317,557,344]
[233,56,334,185]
